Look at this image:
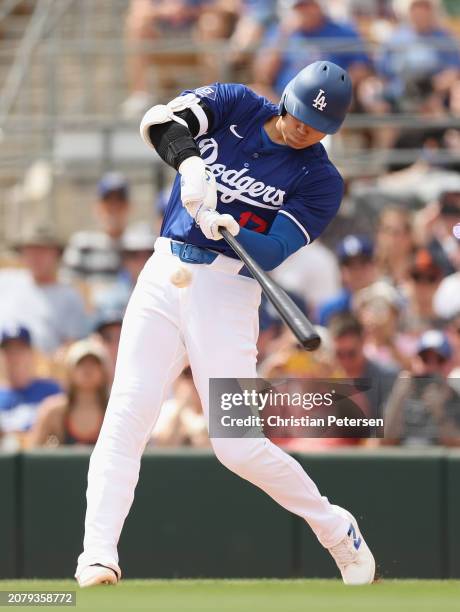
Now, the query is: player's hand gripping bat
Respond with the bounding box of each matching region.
[219,228,321,351]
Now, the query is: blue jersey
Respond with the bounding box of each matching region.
[161,83,344,260]
[0,378,62,432]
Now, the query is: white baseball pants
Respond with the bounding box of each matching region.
[76,237,348,578]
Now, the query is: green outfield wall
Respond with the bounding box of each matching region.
[0,452,18,578]
[1,448,459,579]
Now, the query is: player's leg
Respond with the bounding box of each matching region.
[184,266,346,545]
[75,253,187,583]
[185,263,374,583]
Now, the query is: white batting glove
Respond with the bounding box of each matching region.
[196,208,240,241]
[179,157,217,218]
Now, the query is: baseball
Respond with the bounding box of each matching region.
[170,266,192,288]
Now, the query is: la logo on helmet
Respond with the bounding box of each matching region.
[312,89,327,111]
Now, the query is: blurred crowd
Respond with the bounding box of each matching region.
[122,0,460,162]
[1,169,459,452]
[1,0,460,452]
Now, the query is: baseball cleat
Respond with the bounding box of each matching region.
[76,564,119,588]
[328,505,375,585]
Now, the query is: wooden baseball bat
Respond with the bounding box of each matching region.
[220,228,321,351]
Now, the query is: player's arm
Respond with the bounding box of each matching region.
[237,169,344,271]
[236,216,305,271]
[140,92,213,171]
[140,92,241,237]
[140,94,215,217]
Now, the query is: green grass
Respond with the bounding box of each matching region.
[0,579,459,612]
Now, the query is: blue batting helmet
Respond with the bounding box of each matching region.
[279,61,352,134]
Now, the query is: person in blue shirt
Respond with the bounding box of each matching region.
[75,61,375,588]
[376,0,460,109]
[318,234,376,326]
[253,0,371,99]
[0,325,61,435]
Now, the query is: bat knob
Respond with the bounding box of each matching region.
[302,335,321,352]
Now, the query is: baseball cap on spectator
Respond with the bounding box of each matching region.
[65,338,109,368]
[0,324,32,348]
[98,172,129,200]
[416,329,452,361]
[12,221,64,251]
[336,235,374,264]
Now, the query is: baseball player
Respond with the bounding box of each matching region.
[75,61,375,587]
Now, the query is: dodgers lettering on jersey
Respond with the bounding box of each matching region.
[160,83,344,258]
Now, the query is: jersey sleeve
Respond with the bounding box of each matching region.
[237,214,306,271]
[278,166,344,245]
[184,82,269,132]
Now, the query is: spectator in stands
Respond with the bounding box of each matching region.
[433,225,460,321]
[196,0,240,45]
[374,206,415,285]
[343,0,396,45]
[0,325,61,443]
[256,295,283,363]
[259,325,341,380]
[447,311,460,393]
[63,173,132,282]
[150,366,209,446]
[329,313,398,420]
[375,0,460,112]
[401,246,446,333]
[28,338,110,447]
[317,235,376,326]
[89,223,157,309]
[229,0,278,68]
[92,304,125,385]
[253,0,371,101]
[118,224,156,294]
[271,240,341,314]
[122,0,214,117]
[383,329,460,446]
[427,191,460,274]
[353,280,410,369]
[261,326,368,450]
[0,223,89,354]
